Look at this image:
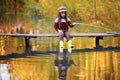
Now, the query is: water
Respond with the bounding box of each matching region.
[0,35,120,80]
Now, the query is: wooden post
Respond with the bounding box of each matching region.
[95,37,103,47]
[25,37,30,50]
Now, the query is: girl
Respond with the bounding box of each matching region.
[54,6,76,49]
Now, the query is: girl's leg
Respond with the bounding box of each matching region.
[58,32,64,49]
[64,31,74,48]
[58,32,64,41]
[64,31,71,41]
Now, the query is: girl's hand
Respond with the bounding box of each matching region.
[70,22,76,26]
[58,29,63,34]
[72,22,77,25]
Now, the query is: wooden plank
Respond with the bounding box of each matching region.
[71,33,119,37]
[0,34,58,37]
[0,33,120,37]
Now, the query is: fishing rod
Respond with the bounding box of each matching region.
[74,22,96,26]
[73,22,112,31]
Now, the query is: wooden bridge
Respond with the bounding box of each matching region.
[0,32,120,48]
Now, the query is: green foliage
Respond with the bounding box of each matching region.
[0,0,25,24]
[0,0,120,30]
[38,0,120,28]
[24,0,43,25]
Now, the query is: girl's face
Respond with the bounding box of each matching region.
[60,12,66,18]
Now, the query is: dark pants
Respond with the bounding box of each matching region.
[58,31,71,41]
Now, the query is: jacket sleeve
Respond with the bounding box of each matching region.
[67,18,74,28]
[68,21,74,28]
[54,18,59,31]
[54,22,59,31]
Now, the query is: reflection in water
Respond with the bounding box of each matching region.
[0,62,10,80]
[0,48,120,80]
[0,36,120,80]
[0,49,54,80]
[54,49,76,80]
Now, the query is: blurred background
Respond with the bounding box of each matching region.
[0,0,120,34]
[0,0,120,80]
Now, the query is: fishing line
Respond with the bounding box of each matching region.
[74,22,112,32]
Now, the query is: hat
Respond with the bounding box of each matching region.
[58,6,67,12]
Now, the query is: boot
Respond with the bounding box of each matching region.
[68,47,72,53]
[68,40,74,48]
[59,40,64,48]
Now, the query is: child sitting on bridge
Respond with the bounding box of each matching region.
[54,6,76,49]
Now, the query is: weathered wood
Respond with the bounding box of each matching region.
[0,33,120,48]
[0,33,120,37]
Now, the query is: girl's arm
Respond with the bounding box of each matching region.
[54,22,63,33]
[67,18,75,28]
[54,18,60,31]
[54,22,59,31]
[68,21,74,28]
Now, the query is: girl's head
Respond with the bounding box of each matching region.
[58,6,67,18]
